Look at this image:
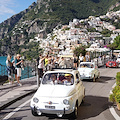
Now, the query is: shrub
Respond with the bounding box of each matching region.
[112,85,120,94]
[109,85,120,103]
[116,72,120,84]
[115,92,120,103]
[109,94,115,103]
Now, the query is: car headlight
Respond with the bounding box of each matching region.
[33,97,39,103]
[63,99,69,105]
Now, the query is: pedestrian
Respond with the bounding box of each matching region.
[79,53,84,63]
[6,55,14,84]
[85,53,90,62]
[48,55,55,70]
[12,55,17,81]
[58,57,65,68]
[15,54,23,86]
[45,55,49,71]
[54,56,59,68]
[73,55,78,69]
[38,54,45,79]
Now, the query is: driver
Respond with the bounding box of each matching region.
[62,74,73,85]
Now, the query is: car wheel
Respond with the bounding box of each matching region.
[106,66,107,68]
[82,90,85,103]
[31,109,38,116]
[97,73,100,79]
[72,103,78,119]
[93,75,96,82]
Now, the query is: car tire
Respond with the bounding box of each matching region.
[93,75,96,82]
[72,103,78,119]
[97,73,100,79]
[82,90,85,103]
[31,109,38,116]
[106,66,107,68]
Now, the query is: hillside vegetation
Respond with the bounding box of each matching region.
[0,0,120,56]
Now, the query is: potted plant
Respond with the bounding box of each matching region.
[115,92,120,110]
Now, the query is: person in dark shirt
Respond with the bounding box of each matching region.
[15,54,23,86]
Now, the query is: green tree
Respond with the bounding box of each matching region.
[109,35,120,50]
[73,45,88,57]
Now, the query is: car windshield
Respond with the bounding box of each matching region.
[80,63,93,68]
[42,73,74,85]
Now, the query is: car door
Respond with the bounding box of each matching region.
[75,72,83,105]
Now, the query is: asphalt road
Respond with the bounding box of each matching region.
[1,67,120,120]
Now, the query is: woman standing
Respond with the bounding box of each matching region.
[73,55,78,69]
[79,53,84,63]
[15,54,23,86]
[6,55,14,84]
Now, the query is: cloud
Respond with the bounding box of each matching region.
[0,0,16,15]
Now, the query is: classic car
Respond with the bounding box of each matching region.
[106,60,119,68]
[78,62,100,82]
[30,69,85,118]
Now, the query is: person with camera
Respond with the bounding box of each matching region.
[15,54,23,86]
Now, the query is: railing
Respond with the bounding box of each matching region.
[0,63,7,76]
[21,61,37,79]
[0,61,37,80]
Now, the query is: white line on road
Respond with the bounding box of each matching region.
[3,99,31,120]
[109,106,120,120]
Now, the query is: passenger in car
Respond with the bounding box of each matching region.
[50,74,57,84]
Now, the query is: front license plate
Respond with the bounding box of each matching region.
[45,105,55,109]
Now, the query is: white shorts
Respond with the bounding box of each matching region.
[16,68,21,77]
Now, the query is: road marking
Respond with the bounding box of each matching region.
[109,106,120,120]
[3,99,30,120]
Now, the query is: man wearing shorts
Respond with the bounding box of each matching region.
[15,54,23,86]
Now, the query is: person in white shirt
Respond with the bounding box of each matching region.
[6,55,14,84]
[79,53,84,63]
[38,54,45,78]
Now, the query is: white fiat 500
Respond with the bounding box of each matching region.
[30,69,85,118]
[78,62,100,82]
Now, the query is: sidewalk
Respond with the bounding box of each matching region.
[0,76,38,111]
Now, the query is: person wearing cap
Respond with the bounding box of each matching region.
[62,73,73,85]
[15,54,23,86]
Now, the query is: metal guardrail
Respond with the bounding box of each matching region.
[21,61,37,79]
[0,61,37,80]
[0,63,7,76]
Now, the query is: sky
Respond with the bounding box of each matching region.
[0,0,37,23]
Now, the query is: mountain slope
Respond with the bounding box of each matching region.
[0,0,120,56]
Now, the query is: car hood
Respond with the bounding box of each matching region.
[78,68,93,73]
[35,85,75,98]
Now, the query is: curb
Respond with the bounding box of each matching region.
[109,83,120,120]
[0,88,37,111]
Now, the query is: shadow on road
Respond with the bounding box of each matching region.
[97,76,115,83]
[82,76,115,83]
[78,95,113,120]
